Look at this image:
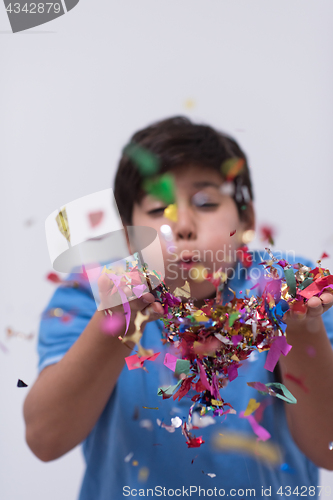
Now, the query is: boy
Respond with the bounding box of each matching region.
[24,117,333,499]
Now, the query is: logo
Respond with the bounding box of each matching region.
[3,0,80,33]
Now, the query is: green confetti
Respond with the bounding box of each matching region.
[265,383,297,404]
[175,359,190,376]
[142,173,175,205]
[229,312,240,327]
[157,381,181,396]
[298,277,313,290]
[124,142,160,176]
[284,268,297,297]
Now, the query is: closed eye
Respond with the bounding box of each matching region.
[147,207,167,216]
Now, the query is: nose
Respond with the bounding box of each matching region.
[174,206,197,241]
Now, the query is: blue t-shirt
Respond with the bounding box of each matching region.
[38,251,333,499]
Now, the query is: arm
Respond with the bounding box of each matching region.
[278,292,333,470]
[24,283,163,462]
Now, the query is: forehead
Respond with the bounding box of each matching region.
[170,164,223,189]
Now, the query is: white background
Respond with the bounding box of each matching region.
[1,1,333,499]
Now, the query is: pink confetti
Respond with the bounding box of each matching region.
[239,411,271,441]
[125,352,160,370]
[264,336,292,372]
[101,313,125,336]
[133,284,147,298]
[164,353,178,372]
[227,364,238,382]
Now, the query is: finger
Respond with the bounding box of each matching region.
[319,292,333,310]
[97,274,114,310]
[307,296,323,317]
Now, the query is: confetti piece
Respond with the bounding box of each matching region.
[205,473,216,478]
[138,467,150,482]
[142,407,159,410]
[6,327,34,341]
[221,157,245,181]
[259,225,275,246]
[184,99,195,110]
[280,462,295,473]
[124,452,134,462]
[101,312,125,337]
[164,353,178,372]
[132,284,147,298]
[0,341,9,353]
[17,379,28,388]
[164,204,178,222]
[239,411,271,441]
[88,210,104,228]
[132,460,139,466]
[139,419,153,430]
[125,352,160,370]
[142,173,175,205]
[306,345,316,357]
[124,143,160,176]
[264,336,292,372]
[321,252,330,259]
[46,272,63,284]
[244,398,261,417]
[212,431,282,466]
[55,208,70,243]
[230,230,236,237]
[329,442,333,451]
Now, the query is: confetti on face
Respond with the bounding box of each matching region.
[230,230,236,237]
[164,204,178,222]
[221,157,245,181]
[329,442,333,451]
[88,210,104,228]
[17,379,28,388]
[142,173,175,205]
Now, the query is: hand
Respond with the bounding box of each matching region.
[283,292,333,331]
[97,273,164,330]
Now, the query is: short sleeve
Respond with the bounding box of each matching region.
[37,274,96,373]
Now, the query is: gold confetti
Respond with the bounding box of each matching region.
[192,310,209,322]
[55,208,71,244]
[212,431,282,466]
[244,398,260,416]
[164,204,178,222]
[138,466,150,482]
[173,281,191,299]
[184,99,195,110]
[132,460,139,466]
[191,264,208,283]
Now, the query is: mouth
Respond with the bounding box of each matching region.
[176,255,198,269]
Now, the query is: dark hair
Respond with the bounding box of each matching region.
[114,116,253,225]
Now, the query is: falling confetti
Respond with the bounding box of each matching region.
[55,208,71,244]
[124,142,160,176]
[329,442,333,451]
[184,99,196,110]
[17,379,28,388]
[164,204,178,222]
[142,173,175,205]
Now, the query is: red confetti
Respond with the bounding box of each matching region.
[187,436,205,448]
[259,225,275,246]
[321,252,329,259]
[230,230,236,237]
[46,272,63,284]
[88,210,104,228]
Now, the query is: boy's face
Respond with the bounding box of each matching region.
[132,164,255,302]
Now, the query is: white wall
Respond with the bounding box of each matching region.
[1,1,333,499]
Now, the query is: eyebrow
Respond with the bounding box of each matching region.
[192,181,220,189]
